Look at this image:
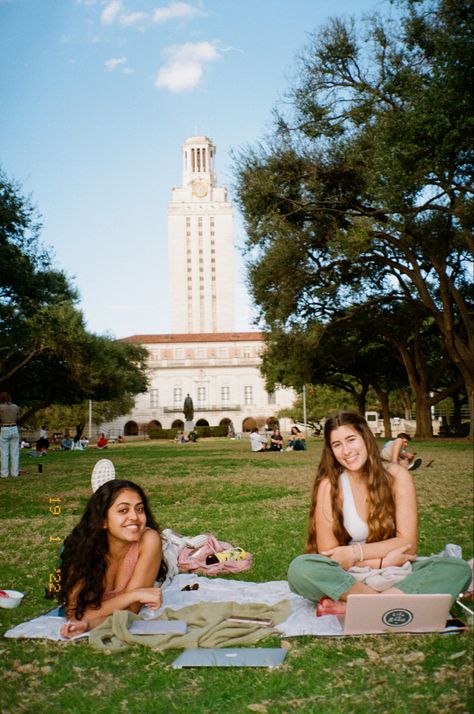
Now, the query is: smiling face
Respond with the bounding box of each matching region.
[329,425,368,475]
[103,488,147,543]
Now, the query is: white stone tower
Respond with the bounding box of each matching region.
[168,136,235,334]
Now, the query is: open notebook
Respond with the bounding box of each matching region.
[342,593,452,635]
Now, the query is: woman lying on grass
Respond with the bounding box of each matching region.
[58,480,166,638]
[288,411,471,616]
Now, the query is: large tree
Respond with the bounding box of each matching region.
[0,170,149,421]
[235,0,473,436]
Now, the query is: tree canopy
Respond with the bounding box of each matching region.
[235,0,473,436]
[0,169,148,423]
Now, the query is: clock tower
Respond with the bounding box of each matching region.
[168,136,235,334]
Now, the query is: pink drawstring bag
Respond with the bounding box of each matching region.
[178,534,253,575]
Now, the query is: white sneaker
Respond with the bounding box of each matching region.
[91,459,116,493]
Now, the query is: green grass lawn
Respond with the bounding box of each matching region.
[0,437,472,713]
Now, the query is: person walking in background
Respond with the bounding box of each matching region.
[0,392,20,478]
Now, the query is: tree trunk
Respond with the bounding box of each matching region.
[466,377,474,441]
[413,388,433,438]
[373,384,392,439]
[401,390,413,420]
[392,337,433,438]
[357,384,368,416]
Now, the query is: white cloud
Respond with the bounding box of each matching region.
[101,0,122,25]
[101,0,147,27]
[155,41,219,92]
[152,2,206,24]
[104,56,127,71]
[119,10,147,26]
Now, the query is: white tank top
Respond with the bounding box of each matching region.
[339,472,369,544]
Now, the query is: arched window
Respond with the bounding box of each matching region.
[242,417,257,432]
[124,421,138,436]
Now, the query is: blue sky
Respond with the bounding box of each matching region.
[1,0,393,338]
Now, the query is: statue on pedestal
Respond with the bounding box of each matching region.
[183,394,194,422]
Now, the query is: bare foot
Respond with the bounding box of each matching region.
[315,597,346,617]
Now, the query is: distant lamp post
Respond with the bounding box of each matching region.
[302,385,307,436]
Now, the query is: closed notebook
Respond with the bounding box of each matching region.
[172,647,287,668]
[342,593,451,635]
[129,620,188,635]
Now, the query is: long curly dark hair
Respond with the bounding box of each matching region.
[58,479,166,619]
[305,411,396,553]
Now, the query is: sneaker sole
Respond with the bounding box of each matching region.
[91,459,116,492]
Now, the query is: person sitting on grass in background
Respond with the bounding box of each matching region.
[287,411,471,616]
[381,432,421,471]
[287,425,306,451]
[58,479,166,639]
[61,431,74,451]
[250,427,268,452]
[96,433,108,450]
[269,428,283,451]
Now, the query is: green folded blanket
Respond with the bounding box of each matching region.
[89,600,291,652]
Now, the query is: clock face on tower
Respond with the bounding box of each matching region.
[191,180,209,199]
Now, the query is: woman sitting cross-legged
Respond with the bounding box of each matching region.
[287,425,306,451]
[287,411,471,616]
[58,479,166,638]
[269,428,284,451]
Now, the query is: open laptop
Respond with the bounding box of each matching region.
[342,594,452,635]
[172,647,287,669]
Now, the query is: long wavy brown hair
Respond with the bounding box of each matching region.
[305,411,396,553]
[58,480,167,619]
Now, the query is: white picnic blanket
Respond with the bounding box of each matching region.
[4,574,343,641]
